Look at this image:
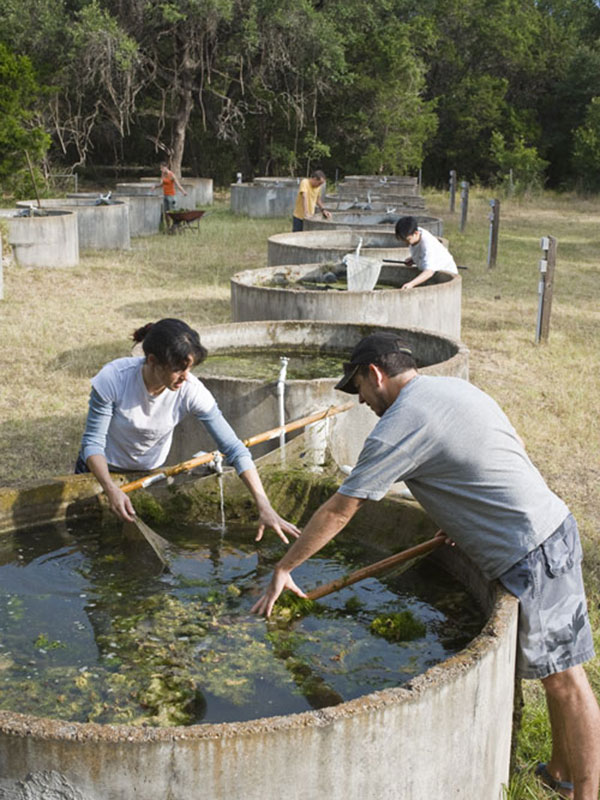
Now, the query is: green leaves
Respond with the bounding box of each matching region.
[0,43,50,194]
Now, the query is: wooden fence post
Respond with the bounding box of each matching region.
[460,181,469,232]
[449,170,457,213]
[535,236,557,343]
[487,198,501,268]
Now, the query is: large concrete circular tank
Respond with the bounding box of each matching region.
[230,178,301,218]
[0,208,79,267]
[168,320,468,467]
[304,211,443,237]
[112,187,163,237]
[267,229,410,266]
[231,263,461,339]
[0,460,518,800]
[18,198,130,251]
[184,177,214,206]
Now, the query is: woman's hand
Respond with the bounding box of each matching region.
[105,483,137,523]
[251,567,306,618]
[255,502,301,544]
[237,468,301,544]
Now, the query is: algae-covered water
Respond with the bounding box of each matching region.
[200,350,345,381]
[0,520,483,727]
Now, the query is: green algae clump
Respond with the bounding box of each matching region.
[270,593,323,624]
[370,611,426,643]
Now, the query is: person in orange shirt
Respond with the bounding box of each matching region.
[154,162,187,214]
[292,170,331,231]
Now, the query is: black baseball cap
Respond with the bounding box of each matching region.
[334,333,413,394]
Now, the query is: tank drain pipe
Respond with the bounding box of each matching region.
[277,356,289,460]
[188,450,223,476]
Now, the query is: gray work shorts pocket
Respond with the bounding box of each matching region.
[540,519,581,577]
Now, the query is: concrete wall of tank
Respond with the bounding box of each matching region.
[111,191,163,237]
[0,464,517,800]
[17,198,130,251]
[185,177,214,205]
[267,230,410,266]
[230,180,301,217]
[168,320,468,467]
[0,208,79,267]
[304,212,443,237]
[230,263,461,340]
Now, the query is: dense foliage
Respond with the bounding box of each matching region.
[1,0,600,189]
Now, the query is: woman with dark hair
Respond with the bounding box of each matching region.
[75,318,300,543]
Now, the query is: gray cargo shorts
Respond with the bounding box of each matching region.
[498,513,595,680]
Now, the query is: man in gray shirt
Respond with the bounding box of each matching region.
[252,332,600,800]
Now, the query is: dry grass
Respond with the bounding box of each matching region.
[1,188,599,797]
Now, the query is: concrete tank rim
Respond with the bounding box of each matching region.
[5,208,76,220]
[195,318,468,384]
[231,263,461,296]
[198,317,468,351]
[17,198,128,209]
[311,212,442,225]
[269,229,404,244]
[0,464,515,743]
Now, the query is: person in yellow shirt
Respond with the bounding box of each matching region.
[292,170,331,231]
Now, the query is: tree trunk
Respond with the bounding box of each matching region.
[171,44,194,178]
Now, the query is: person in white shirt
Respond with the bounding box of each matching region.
[395,216,458,291]
[75,318,300,543]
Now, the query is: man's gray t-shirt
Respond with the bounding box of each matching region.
[338,375,569,580]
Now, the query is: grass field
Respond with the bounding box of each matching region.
[0,187,599,797]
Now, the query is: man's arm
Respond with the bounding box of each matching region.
[401,268,434,290]
[316,197,331,219]
[251,491,365,616]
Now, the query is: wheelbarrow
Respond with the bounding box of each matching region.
[165,209,207,234]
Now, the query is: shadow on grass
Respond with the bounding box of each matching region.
[118,297,231,325]
[0,413,84,486]
[49,339,130,377]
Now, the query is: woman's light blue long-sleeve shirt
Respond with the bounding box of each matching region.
[81,387,254,475]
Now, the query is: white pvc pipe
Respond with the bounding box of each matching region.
[277,356,289,458]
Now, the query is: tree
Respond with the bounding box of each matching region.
[53,2,143,166]
[572,97,600,191]
[0,0,142,170]
[0,43,50,196]
[418,0,566,183]
[490,130,548,195]
[314,0,437,176]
